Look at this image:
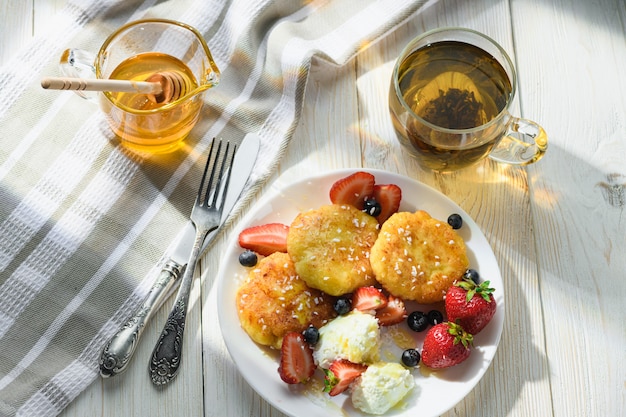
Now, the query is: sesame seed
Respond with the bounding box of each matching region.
[449,240,455,244]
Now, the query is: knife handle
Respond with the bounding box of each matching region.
[99,260,184,378]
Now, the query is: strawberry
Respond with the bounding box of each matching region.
[375,294,407,326]
[329,171,376,210]
[351,286,388,312]
[421,321,473,369]
[372,184,402,224]
[278,332,316,384]
[238,223,289,256]
[323,359,368,396]
[445,277,496,334]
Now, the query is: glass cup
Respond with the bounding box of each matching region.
[389,27,547,171]
[61,19,220,153]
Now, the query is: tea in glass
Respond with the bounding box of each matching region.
[389,28,547,171]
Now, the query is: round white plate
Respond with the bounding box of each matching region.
[217,169,504,417]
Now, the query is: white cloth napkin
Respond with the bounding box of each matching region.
[0,0,432,415]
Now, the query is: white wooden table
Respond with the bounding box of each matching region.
[2,0,624,416]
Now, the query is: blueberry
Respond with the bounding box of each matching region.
[362,199,382,217]
[401,348,420,367]
[302,325,320,345]
[464,268,480,284]
[407,311,429,332]
[238,250,258,267]
[447,213,463,229]
[333,297,352,315]
[427,309,444,326]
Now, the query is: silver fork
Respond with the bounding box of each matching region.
[149,138,236,386]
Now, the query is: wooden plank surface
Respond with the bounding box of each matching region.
[511,1,626,416]
[1,0,624,416]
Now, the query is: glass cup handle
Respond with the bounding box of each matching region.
[59,48,98,100]
[488,117,548,166]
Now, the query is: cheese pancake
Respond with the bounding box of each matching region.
[287,204,379,296]
[236,252,336,349]
[370,210,468,303]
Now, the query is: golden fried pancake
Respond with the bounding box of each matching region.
[370,210,468,303]
[236,252,336,349]
[287,204,379,296]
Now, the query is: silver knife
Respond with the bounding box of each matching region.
[99,133,260,378]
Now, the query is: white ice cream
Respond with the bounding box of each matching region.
[351,362,415,415]
[313,310,380,369]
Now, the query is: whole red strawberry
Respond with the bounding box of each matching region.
[445,277,496,334]
[421,321,473,369]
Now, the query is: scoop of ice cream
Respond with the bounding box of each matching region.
[313,310,380,369]
[351,362,415,415]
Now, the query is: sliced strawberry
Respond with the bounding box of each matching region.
[238,223,289,256]
[375,294,407,326]
[323,359,368,396]
[329,171,376,210]
[372,184,402,224]
[278,332,316,384]
[351,286,388,312]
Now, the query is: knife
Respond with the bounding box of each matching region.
[99,133,260,378]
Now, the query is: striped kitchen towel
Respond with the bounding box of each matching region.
[0,0,432,415]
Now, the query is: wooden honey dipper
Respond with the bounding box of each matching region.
[41,71,190,104]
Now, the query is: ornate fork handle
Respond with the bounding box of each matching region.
[99,260,184,378]
[149,228,210,385]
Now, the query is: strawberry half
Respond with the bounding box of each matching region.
[445,277,496,334]
[238,223,289,256]
[352,286,388,312]
[323,359,368,396]
[372,184,402,224]
[421,321,473,369]
[329,171,376,210]
[278,332,316,384]
[375,294,407,326]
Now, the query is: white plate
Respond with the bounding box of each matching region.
[217,169,504,417]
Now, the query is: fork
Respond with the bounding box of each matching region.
[149,138,236,385]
